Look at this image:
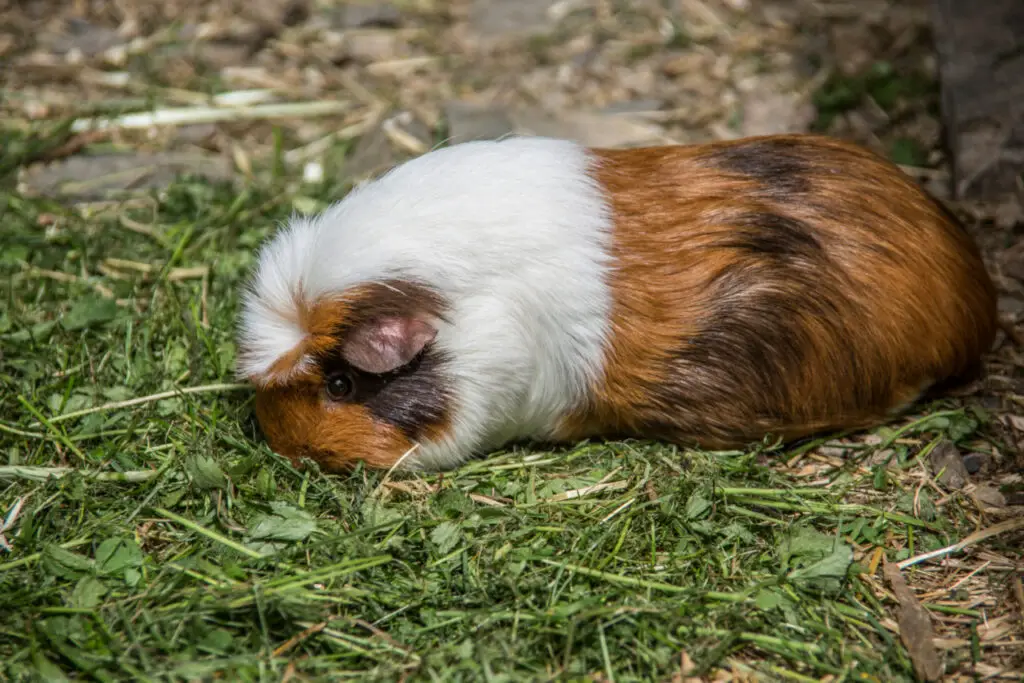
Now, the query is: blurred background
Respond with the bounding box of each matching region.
[0,0,1014,202]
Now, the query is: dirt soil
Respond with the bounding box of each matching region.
[2,0,1022,680]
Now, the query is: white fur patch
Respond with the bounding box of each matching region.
[237,136,615,469]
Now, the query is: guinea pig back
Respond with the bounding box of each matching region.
[236,134,997,472]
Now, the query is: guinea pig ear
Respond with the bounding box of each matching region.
[341,316,437,374]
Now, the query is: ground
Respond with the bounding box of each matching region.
[1,0,1023,681]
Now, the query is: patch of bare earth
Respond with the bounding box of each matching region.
[2,0,1021,679]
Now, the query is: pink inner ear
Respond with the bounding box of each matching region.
[341,316,437,374]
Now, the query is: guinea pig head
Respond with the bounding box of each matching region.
[238,279,452,471]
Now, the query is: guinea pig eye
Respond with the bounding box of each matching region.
[324,373,355,402]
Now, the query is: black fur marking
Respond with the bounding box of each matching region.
[315,279,453,441]
[709,138,813,196]
[656,262,867,431]
[722,212,823,259]
[319,347,451,441]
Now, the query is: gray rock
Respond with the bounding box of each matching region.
[443,101,516,143]
[342,31,403,64]
[600,100,664,115]
[961,452,988,475]
[19,152,234,201]
[469,0,559,38]
[343,126,401,182]
[510,109,670,148]
[43,18,122,57]
[932,0,1024,201]
[327,2,402,28]
[929,440,969,489]
[442,100,673,148]
[973,485,1007,508]
[194,42,253,70]
[998,296,1024,317]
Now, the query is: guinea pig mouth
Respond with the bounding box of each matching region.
[243,411,268,444]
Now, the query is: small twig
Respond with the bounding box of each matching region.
[118,212,169,246]
[382,115,428,154]
[282,107,385,166]
[921,561,992,600]
[21,266,115,299]
[71,100,352,132]
[150,507,264,560]
[0,466,160,483]
[17,396,88,463]
[36,130,110,162]
[600,497,636,524]
[468,493,507,507]
[0,422,45,439]
[35,382,251,426]
[201,270,210,328]
[546,480,629,502]
[1012,574,1024,629]
[366,56,440,78]
[369,443,422,499]
[350,617,412,653]
[273,621,328,657]
[103,258,209,281]
[0,497,26,552]
[898,518,1024,569]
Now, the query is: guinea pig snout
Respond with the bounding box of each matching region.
[252,386,418,471]
[252,388,312,461]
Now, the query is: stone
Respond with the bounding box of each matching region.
[194,42,253,70]
[972,485,1007,508]
[18,152,235,201]
[342,31,403,64]
[469,0,559,38]
[998,240,1024,282]
[998,296,1024,317]
[343,125,401,182]
[510,109,670,148]
[42,18,122,57]
[929,439,969,489]
[600,100,664,116]
[327,2,402,29]
[736,75,816,137]
[443,101,516,143]
[961,452,988,475]
[442,101,673,148]
[931,0,1024,201]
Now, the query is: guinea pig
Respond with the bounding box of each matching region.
[236,133,998,472]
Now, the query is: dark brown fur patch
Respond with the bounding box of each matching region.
[318,344,452,441]
[556,134,998,449]
[715,212,823,259]
[249,279,452,471]
[705,136,814,196]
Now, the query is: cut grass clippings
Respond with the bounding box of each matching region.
[2,127,1023,681]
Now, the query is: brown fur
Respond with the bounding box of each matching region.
[245,280,451,470]
[555,134,998,449]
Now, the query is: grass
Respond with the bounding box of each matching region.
[1,123,1021,682]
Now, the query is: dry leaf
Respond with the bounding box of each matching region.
[884,559,943,681]
[929,440,969,489]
